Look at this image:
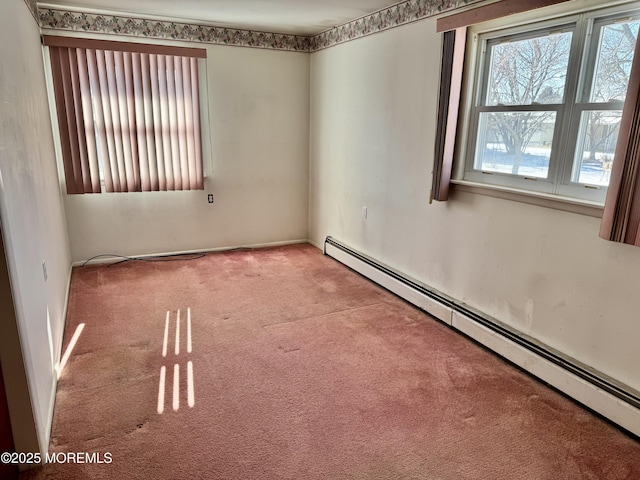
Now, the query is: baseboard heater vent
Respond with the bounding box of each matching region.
[324,236,640,437]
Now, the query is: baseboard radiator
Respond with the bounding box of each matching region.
[324,236,640,438]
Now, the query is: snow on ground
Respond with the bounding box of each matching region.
[479,145,612,186]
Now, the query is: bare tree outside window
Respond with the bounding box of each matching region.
[591,21,639,104]
[476,32,572,176]
[466,8,640,202]
[584,21,639,158]
[487,34,571,106]
[575,19,639,185]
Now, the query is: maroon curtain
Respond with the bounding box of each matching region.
[600,32,640,246]
[431,27,465,202]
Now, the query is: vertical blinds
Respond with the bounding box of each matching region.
[46,37,206,194]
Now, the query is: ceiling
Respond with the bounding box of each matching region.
[38,0,405,36]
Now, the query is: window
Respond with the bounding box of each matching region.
[463,6,640,203]
[45,36,207,194]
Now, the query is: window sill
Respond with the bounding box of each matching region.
[450,179,604,218]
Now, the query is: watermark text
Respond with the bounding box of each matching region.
[1,451,112,465]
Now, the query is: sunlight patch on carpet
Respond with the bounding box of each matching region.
[56,323,85,380]
[157,309,196,414]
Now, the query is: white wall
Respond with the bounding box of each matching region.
[62,42,310,262]
[0,0,71,454]
[309,17,640,393]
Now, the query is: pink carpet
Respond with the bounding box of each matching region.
[21,244,640,479]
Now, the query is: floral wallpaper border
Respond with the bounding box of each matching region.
[38,9,312,52]
[39,0,484,52]
[311,0,482,51]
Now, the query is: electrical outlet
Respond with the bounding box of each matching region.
[42,261,48,282]
[362,206,368,220]
[207,194,214,204]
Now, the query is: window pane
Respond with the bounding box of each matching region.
[474,111,556,178]
[590,20,640,103]
[572,110,621,185]
[486,32,572,106]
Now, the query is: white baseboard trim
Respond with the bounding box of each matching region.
[308,239,323,250]
[324,236,640,438]
[72,239,310,266]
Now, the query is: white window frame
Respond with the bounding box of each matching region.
[456,2,640,206]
